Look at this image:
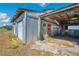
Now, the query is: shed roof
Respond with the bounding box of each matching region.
[11,8,41,22]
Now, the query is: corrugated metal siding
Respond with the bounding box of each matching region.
[13,25,15,35]
[13,11,40,43]
[13,23,18,36]
[15,12,26,43]
[22,12,27,43]
[13,12,27,43]
[37,18,41,40]
[17,21,23,41]
[27,17,39,42]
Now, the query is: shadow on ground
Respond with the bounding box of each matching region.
[53,35,79,45]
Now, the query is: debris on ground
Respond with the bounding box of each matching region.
[31,37,79,56]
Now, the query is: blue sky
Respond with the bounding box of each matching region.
[0,3,72,26]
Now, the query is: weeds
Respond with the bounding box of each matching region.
[8,35,16,41]
[8,44,19,49]
[8,34,20,49]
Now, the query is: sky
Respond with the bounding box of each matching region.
[0,3,72,26]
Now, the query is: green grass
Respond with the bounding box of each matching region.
[0,29,11,32]
[8,44,19,49]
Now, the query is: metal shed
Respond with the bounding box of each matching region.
[11,8,41,43]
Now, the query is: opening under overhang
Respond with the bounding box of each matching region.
[41,12,79,26]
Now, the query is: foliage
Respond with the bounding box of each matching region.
[8,44,19,49]
[8,35,16,41]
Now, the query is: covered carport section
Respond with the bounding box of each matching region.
[40,4,79,40]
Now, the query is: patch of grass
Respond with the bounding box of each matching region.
[8,35,16,41]
[0,29,7,32]
[8,44,19,49]
[0,29,11,32]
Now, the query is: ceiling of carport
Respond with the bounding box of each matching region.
[40,4,79,26]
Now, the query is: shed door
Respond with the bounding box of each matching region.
[27,18,39,42]
[18,21,23,41]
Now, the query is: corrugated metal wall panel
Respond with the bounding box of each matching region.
[13,25,15,34]
[37,18,41,40]
[27,17,39,42]
[13,11,40,43]
[22,12,27,43]
[15,12,26,43]
[17,21,23,41]
[13,23,18,36]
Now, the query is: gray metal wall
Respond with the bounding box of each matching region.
[13,12,26,43]
[17,12,26,43]
[26,17,40,42]
[13,23,18,36]
[17,21,23,41]
[13,11,40,43]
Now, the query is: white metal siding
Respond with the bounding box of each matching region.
[27,17,39,42]
[18,21,23,41]
[22,12,27,43]
[13,25,16,35]
[13,11,40,43]
[13,23,18,36]
[68,25,79,30]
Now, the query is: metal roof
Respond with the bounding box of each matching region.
[40,4,79,17]
[40,3,79,25]
[11,8,41,22]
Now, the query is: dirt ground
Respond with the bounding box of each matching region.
[0,31,53,56]
[0,31,79,56]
